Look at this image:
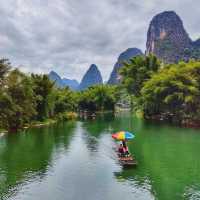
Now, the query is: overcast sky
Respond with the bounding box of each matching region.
[0,0,199,82]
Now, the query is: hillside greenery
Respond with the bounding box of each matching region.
[120,55,200,126]
[0,59,80,132]
[0,59,120,132]
[1,54,200,132]
[78,84,120,112]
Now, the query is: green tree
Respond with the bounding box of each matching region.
[0,69,36,131]
[120,54,161,97]
[0,58,11,87]
[31,74,54,121]
[141,61,200,122]
[54,87,77,114]
[78,85,119,111]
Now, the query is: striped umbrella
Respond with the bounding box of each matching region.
[112,131,135,141]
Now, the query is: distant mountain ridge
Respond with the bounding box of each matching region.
[79,64,103,90]
[48,71,79,90]
[49,11,200,87]
[62,78,79,90]
[193,39,200,48]
[108,48,143,84]
[48,64,103,91]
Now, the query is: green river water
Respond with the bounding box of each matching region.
[0,112,200,200]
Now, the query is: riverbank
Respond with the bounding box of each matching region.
[0,112,78,134]
[0,119,57,135]
[1,112,200,200]
[0,129,7,137]
[144,113,200,129]
[26,118,57,128]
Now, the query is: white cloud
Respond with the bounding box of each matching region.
[0,0,199,81]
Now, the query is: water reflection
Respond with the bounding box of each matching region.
[1,112,200,200]
[0,121,76,199]
[183,185,200,200]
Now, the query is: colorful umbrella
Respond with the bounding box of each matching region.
[112,131,135,141]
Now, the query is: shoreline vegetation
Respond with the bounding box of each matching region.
[0,112,78,135]
[0,58,119,133]
[120,54,200,128]
[1,54,200,133]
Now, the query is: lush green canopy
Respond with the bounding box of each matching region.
[78,85,120,112]
[0,59,121,132]
[141,61,200,122]
[0,59,79,132]
[120,54,160,96]
[120,54,200,125]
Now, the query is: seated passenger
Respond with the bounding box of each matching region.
[123,146,130,157]
[118,144,124,155]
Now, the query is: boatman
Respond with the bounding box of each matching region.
[122,141,129,156]
[118,144,124,156]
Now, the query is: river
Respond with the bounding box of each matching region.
[0,112,200,200]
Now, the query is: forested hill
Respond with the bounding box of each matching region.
[146,11,200,62]
[108,48,143,84]
[108,11,200,85]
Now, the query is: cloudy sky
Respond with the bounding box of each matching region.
[0,0,199,82]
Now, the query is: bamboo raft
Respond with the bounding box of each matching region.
[118,153,138,167]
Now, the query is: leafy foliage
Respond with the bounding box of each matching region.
[31,74,55,120]
[120,54,200,124]
[0,58,11,87]
[141,61,200,121]
[0,69,36,131]
[0,59,79,132]
[120,54,160,96]
[0,59,120,132]
[78,85,120,111]
[54,88,77,114]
